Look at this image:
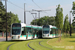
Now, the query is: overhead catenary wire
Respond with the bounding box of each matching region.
[28,11,35,19]
[7,1,24,10]
[5,0,39,25]
[7,0,50,19]
[32,0,50,15]
[7,0,50,15]
[32,0,42,9]
[7,1,35,20]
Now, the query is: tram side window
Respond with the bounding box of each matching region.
[21,27,26,35]
[50,28,54,34]
[27,27,31,33]
[50,31,52,34]
[51,29,55,34]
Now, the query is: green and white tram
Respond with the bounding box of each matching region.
[11,23,42,40]
[11,23,26,40]
[42,25,58,38]
[50,26,58,38]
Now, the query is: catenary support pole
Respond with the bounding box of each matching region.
[5,0,8,41]
[24,3,26,24]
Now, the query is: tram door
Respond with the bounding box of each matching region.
[33,29,37,38]
[38,30,42,38]
[32,29,35,38]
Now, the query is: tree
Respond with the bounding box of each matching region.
[31,16,55,26]
[63,15,68,32]
[0,1,21,33]
[0,1,6,32]
[72,17,75,32]
[72,1,75,35]
[63,14,70,36]
[55,4,63,41]
[67,22,70,34]
[7,12,21,32]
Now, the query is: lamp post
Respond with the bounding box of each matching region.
[5,0,7,41]
[24,3,26,24]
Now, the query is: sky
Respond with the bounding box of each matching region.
[1,0,75,24]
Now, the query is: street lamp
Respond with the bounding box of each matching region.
[5,0,7,41]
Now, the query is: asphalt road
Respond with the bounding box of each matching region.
[0,38,11,42]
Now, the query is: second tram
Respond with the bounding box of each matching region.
[42,25,58,38]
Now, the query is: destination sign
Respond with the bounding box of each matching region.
[12,27,21,29]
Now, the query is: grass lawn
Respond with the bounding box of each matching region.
[29,39,51,50]
[0,41,16,50]
[0,33,75,50]
[9,40,31,50]
[9,39,51,50]
[46,33,75,50]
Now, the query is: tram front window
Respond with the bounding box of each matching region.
[12,24,21,35]
[12,29,21,35]
[43,31,49,34]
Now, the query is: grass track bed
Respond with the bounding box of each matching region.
[0,34,75,50]
[29,39,51,50]
[27,41,34,50]
[7,43,15,50]
[0,41,16,50]
[9,40,33,50]
[9,39,53,50]
[40,39,64,50]
[39,41,53,50]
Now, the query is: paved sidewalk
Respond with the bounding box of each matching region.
[0,37,10,38]
[0,37,11,42]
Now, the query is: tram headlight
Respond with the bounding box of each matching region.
[18,36,20,38]
[48,35,49,36]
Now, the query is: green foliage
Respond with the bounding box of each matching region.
[72,2,75,10]
[72,1,75,33]
[0,1,6,32]
[55,4,63,29]
[31,16,55,26]
[63,14,70,32]
[72,17,75,27]
[72,2,75,16]
[72,17,75,32]
[0,1,21,32]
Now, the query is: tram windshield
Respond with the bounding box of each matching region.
[12,23,21,35]
[43,25,49,28]
[43,25,49,34]
[43,31,49,34]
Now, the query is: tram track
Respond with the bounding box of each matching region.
[27,40,53,50]
[7,43,15,50]
[27,41,35,50]
[39,41,53,50]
